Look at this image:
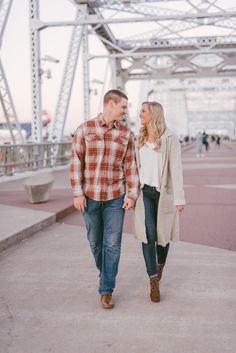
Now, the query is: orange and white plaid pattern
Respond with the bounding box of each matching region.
[70,114,140,201]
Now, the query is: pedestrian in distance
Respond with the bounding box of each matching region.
[202,130,209,152]
[70,89,140,309]
[196,131,204,157]
[133,101,185,303]
[216,134,221,148]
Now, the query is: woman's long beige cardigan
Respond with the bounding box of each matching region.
[133,128,186,246]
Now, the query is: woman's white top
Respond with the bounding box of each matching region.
[139,142,162,190]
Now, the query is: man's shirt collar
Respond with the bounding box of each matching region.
[97,113,121,129]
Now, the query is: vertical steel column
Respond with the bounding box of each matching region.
[29,0,42,143]
[233,97,236,139]
[98,59,109,112]
[0,0,24,143]
[50,9,84,142]
[0,61,24,143]
[110,58,130,126]
[0,0,13,46]
[184,92,190,137]
[113,58,125,91]
[110,57,117,89]
[82,22,90,120]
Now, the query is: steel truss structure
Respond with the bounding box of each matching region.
[3,0,236,142]
[0,0,24,143]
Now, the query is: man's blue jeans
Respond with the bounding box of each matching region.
[83,194,125,295]
[142,185,169,277]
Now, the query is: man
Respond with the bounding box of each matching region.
[70,89,139,309]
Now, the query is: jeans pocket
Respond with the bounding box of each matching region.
[85,197,100,212]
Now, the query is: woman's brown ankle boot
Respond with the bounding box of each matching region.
[150,276,160,302]
[156,264,165,282]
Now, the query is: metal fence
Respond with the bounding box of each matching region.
[0,142,72,176]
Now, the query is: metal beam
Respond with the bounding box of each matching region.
[0,0,13,45]
[50,10,84,142]
[0,61,25,143]
[29,0,43,143]
[83,24,90,120]
[90,46,236,59]
[31,10,236,29]
[119,35,236,50]
[74,0,179,3]
[0,0,25,143]
[125,69,236,80]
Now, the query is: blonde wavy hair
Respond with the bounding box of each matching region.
[138,101,166,150]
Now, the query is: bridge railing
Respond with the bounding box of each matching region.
[0,142,72,176]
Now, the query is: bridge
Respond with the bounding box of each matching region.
[0,142,236,352]
[0,1,236,353]
[1,0,236,147]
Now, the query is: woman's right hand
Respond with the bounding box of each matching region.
[176,205,185,213]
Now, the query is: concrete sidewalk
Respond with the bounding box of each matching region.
[0,143,195,253]
[0,143,236,353]
[0,222,236,353]
[0,166,73,252]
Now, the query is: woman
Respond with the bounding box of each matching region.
[134,101,185,303]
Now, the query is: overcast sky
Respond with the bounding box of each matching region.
[1,0,141,135]
[2,0,234,136]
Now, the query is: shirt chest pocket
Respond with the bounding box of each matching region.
[112,135,129,160]
[85,134,103,156]
[85,133,103,143]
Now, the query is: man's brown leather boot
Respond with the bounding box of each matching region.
[150,277,160,302]
[101,294,114,309]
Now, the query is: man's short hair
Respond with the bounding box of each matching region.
[103,89,128,106]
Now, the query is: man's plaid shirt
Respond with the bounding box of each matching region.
[70,114,140,201]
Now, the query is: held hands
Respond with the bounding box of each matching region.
[73,196,135,213]
[73,196,86,213]
[176,205,185,213]
[122,197,135,210]
[74,196,183,213]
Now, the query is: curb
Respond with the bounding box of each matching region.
[0,203,75,254]
[56,204,75,221]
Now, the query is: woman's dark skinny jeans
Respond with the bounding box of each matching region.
[142,184,170,277]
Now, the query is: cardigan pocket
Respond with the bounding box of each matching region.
[162,193,175,213]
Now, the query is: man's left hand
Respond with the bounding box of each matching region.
[122,197,135,210]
